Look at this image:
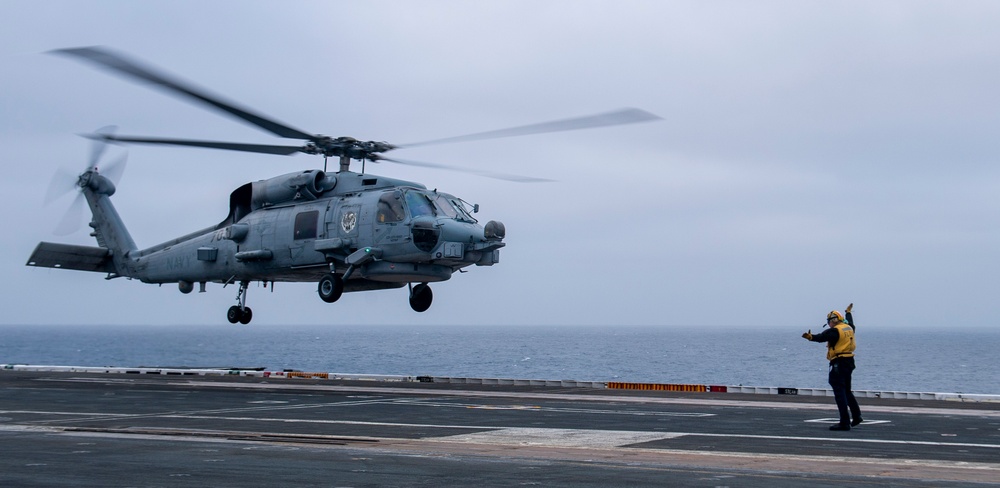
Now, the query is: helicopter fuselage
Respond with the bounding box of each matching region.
[128,170,504,292]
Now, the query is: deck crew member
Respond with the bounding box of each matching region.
[802,303,863,431]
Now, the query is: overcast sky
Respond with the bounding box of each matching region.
[2,1,999,328]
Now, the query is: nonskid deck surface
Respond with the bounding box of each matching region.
[1,370,998,487]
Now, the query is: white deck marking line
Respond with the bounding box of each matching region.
[0,399,394,425]
[0,410,137,417]
[392,399,716,417]
[170,398,391,416]
[157,415,501,430]
[805,418,891,425]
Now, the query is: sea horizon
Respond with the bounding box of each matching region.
[3,323,998,394]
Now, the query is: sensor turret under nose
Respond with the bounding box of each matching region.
[484,220,505,239]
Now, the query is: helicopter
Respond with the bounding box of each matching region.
[26,46,660,324]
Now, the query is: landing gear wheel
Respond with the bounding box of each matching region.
[226,281,254,324]
[318,273,344,303]
[227,306,242,324]
[238,307,253,325]
[409,283,433,313]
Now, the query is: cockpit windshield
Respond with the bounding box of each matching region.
[433,193,476,222]
[400,189,476,222]
[404,190,436,218]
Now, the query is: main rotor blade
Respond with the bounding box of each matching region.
[51,46,318,142]
[398,108,661,148]
[88,134,304,156]
[380,157,553,183]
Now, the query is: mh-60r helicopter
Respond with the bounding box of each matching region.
[27,47,659,324]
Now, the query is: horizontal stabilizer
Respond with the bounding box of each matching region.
[26,242,114,273]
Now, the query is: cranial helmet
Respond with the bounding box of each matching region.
[827,310,844,322]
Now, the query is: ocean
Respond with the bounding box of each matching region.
[1,324,997,394]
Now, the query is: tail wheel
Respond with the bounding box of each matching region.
[318,273,344,303]
[409,283,433,312]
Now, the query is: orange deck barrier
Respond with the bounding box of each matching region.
[287,372,330,379]
[606,382,707,392]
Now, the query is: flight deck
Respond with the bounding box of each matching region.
[1,367,999,487]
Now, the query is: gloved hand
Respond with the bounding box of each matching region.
[845,303,853,314]
[802,330,813,340]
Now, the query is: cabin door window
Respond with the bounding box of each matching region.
[293,210,319,240]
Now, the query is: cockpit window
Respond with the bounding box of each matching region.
[377,191,405,223]
[432,193,475,222]
[432,194,458,218]
[404,190,436,218]
[399,190,477,222]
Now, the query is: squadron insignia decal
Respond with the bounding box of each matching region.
[341,211,357,233]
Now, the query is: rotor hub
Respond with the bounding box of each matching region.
[304,136,395,161]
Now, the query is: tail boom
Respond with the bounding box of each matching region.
[27,170,137,279]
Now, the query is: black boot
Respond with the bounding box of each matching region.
[829,423,851,431]
[851,417,863,427]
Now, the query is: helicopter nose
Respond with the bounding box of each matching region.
[484,220,505,240]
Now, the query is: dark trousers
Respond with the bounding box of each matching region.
[829,357,861,425]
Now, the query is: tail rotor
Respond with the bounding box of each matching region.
[84,125,128,185]
[46,126,127,235]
